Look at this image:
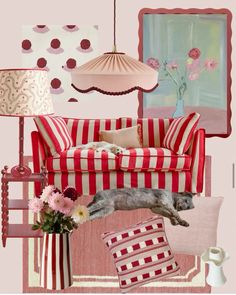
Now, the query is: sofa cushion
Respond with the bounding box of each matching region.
[165,196,223,256]
[63,118,120,146]
[162,112,200,155]
[120,117,173,148]
[46,148,120,173]
[99,125,142,148]
[34,116,73,156]
[119,148,191,172]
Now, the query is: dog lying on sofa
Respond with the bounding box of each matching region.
[87,188,194,227]
[75,141,126,155]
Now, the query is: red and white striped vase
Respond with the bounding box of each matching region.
[40,233,73,290]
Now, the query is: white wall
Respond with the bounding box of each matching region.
[0,0,235,293]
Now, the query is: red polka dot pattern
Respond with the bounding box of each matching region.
[22,25,98,101]
[51,78,61,89]
[63,25,79,32]
[37,57,47,68]
[22,39,32,50]
[68,98,78,102]
[66,58,76,69]
[80,39,91,50]
[50,38,61,49]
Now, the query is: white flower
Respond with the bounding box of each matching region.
[40,185,55,202]
[71,203,89,224]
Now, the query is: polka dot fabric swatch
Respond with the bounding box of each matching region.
[21,25,99,102]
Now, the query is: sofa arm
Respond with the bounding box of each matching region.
[31,131,47,196]
[187,129,205,193]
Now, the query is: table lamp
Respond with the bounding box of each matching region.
[0,69,54,247]
[0,68,54,177]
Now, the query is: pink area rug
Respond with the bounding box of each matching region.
[22,157,211,293]
[23,201,211,293]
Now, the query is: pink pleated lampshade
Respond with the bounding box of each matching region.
[71,52,159,95]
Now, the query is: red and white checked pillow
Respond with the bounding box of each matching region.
[162,112,200,155]
[34,116,73,156]
[102,216,180,293]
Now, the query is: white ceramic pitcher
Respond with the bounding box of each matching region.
[201,247,229,287]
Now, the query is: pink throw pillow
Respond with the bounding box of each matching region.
[165,196,223,255]
[34,116,73,156]
[102,216,180,293]
[162,112,200,154]
[99,125,142,148]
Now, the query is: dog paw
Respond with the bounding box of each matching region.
[180,220,189,227]
[170,218,179,226]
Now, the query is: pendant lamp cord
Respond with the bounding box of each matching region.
[113,0,117,52]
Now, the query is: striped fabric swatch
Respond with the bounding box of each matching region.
[34,116,73,156]
[162,112,200,155]
[40,233,73,290]
[102,216,180,293]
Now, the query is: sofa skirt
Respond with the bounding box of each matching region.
[47,171,192,196]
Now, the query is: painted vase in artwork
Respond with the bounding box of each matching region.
[146,48,218,119]
[40,233,73,290]
[172,97,185,118]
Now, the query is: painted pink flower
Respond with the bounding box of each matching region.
[186,58,200,71]
[29,198,44,213]
[167,61,178,70]
[204,59,218,71]
[146,57,160,70]
[188,48,201,60]
[48,192,65,211]
[188,72,200,81]
[63,186,79,201]
[59,197,74,215]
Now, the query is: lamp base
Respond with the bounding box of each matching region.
[11,165,32,178]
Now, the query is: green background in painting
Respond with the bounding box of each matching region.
[143,14,227,110]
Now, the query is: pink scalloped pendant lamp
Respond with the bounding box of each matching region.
[71,1,158,95]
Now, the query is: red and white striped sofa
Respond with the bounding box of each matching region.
[31,117,205,196]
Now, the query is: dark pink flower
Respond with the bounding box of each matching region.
[167,61,178,70]
[146,57,160,70]
[53,187,61,194]
[63,186,80,201]
[204,59,218,71]
[188,48,201,60]
[186,58,200,71]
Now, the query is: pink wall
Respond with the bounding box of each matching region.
[0,0,235,293]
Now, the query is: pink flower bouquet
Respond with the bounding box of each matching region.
[29,185,89,233]
[146,48,218,100]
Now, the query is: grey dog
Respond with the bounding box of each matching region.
[87,188,195,227]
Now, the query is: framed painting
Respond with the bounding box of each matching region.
[138,8,232,137]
